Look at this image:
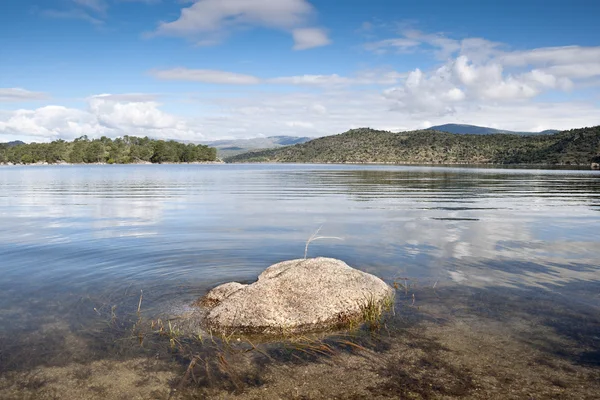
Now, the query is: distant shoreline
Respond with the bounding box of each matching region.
[226,160,599,170]
[0,160,225,167]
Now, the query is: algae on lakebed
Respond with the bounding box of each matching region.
[1,281,599,399]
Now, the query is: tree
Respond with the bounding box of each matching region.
[84,141,106,163]
[151,140,177,163]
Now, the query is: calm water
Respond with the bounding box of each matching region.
[1,164,600,397]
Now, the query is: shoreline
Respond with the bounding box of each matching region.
[225,161,599,170]
[1,160,597,170]
[0,160,225,167]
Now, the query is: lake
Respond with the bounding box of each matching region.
[1,164,599,399]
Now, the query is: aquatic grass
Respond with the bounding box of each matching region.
[359,292,395,331]
[150,319,184,350]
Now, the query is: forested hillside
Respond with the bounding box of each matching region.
[226,126,600,166]
[0,136,217,165]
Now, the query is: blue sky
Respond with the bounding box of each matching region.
[1,0,599,142]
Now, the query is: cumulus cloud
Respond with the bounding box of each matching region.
[154,0,330,50]
[0,94,200,141]
[383,66,465,115]
[362,27,600,113]
[364,31,600,95]
[381,53,578,114]
[88,95,184,131]
[0,88,49,102]
[0,106,104,140]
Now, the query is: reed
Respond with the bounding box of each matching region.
[304,225,343,259]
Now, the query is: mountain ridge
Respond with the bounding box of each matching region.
[427,124,559,135]
[0,140,25,147]
[201,135,311,158]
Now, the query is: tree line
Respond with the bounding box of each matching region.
[226,126,600,166]
[0,136,218,165]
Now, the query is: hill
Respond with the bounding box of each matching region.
[203,136,311,158]
[428,124,559,135]
[0,140,25,147]
[226,126,600,166]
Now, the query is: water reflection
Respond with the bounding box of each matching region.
[1,164,599,292]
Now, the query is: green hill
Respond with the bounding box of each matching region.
[226,126,600,166]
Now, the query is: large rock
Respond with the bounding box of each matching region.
[198,257,394,334]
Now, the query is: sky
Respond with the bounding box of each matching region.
[1,0,600,143]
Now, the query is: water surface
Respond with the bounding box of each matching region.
[1,164,599,398]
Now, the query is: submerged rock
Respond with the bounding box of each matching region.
[196,257,394,334]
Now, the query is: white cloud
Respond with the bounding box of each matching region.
[387,58,541,110]
[89,93,158,102]
[0,88,49,102]
[292,28,331,50]
[0,94,200,141]
[285,121,315,129]
[543,63,600,80]
[150,68,261,84]
[89,95,183,130]
[0,106,103,140]
[383,66,465,115]
[154,0,330,50]
[367,30,502,61]
[269,74,351,86]
[310,104,327,115]
[452,56,541,100]
[150,68,404,87]
[499,46,600,67]
[363,38,420,54]
[364,31,600,91]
